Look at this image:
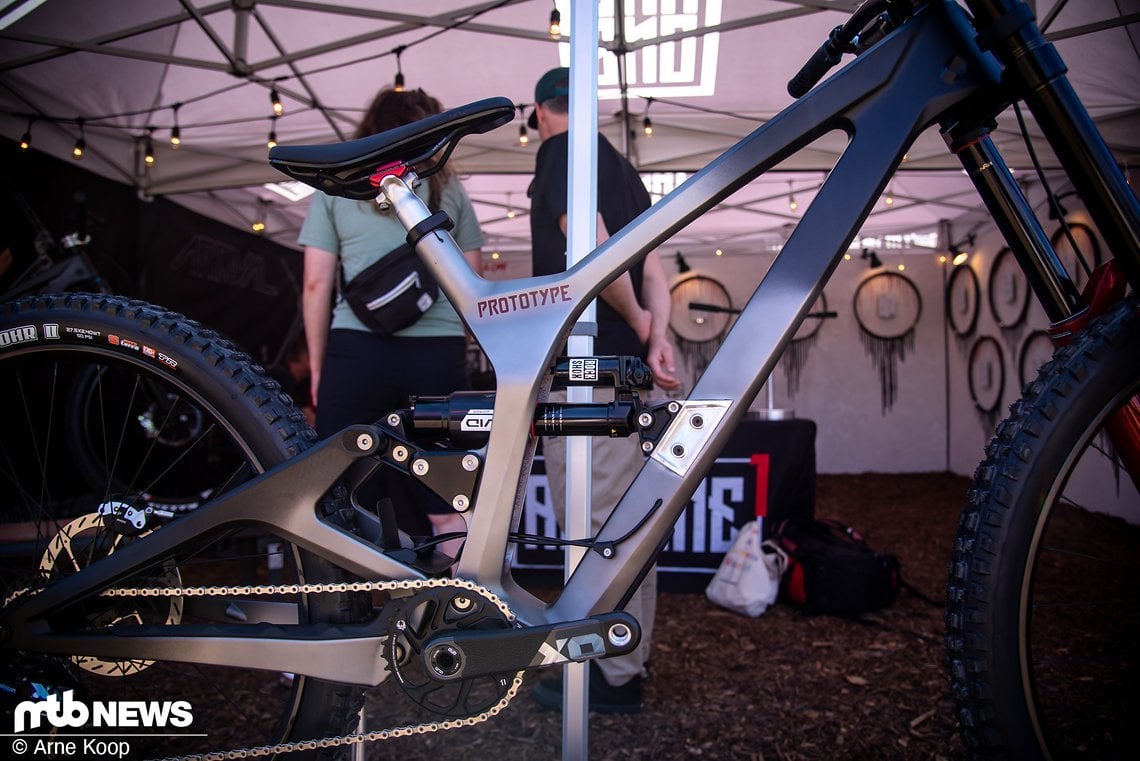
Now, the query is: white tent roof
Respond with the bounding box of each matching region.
[2,0,1137,255]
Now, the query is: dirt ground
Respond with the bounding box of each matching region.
[363,471,970,760]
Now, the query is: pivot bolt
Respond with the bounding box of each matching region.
[641,441,654,453]
[607,622,633,648]
[392,445,410,463]
[637,412,654,429]
[667,401,681,414]
[356,433,374,451]
[412,459,430,476]
[461,454,480,472]
[387,413,401,427]
[452,495,469,511]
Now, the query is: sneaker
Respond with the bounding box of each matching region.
[532,661,644,714]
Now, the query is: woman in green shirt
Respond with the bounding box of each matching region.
[299,87,484,559]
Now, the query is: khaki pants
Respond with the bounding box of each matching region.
[541,391,657,686]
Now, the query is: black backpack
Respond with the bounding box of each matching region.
[772,519,900,615]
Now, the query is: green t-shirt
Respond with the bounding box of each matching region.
[298,176,484,337]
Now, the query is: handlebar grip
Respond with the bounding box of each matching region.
[787,38,843,99]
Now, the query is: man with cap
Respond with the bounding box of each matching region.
[528,66,680,714]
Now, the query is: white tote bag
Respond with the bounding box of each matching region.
[705,521,788,617]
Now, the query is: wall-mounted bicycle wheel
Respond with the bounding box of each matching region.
[987,247,1030,329]
[854,271,922,413]
[668,273,733,344]
[669,273,734,377]
[946,263,980,337]
[967,335,1005,415]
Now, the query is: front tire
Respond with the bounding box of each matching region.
[946,296,1140,759]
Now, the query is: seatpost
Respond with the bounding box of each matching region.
[377,172,431,230]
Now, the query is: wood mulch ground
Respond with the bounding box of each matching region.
[364,471,970,760]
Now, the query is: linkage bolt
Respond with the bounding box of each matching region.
[356,433,374,451]
[387,413,401,427]
[641,441,654,453]
[392,445,410,463]
[667,401,681,414]
[412,459,430,476]
[607,622,633,648]
[452,495,469,511]
[637,412,655,429]
[461,454,480,472]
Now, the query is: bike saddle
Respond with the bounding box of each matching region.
[268,96,516,200]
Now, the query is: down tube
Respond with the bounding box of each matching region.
[550,101,965,623]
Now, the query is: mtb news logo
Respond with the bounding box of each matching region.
[12,690,193,734]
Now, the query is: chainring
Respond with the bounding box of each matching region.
[387,586,520,718]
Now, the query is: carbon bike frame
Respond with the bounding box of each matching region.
[8,0,1138,683]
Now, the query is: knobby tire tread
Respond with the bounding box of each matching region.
[945,295,1140,760]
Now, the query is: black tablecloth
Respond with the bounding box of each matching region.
[513,417,817,589]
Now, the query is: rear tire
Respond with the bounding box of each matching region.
[0,293,369,758]
[946,296,1140,759]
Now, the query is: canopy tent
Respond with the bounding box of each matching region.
[1,0,1137,257]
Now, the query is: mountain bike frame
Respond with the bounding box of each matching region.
[7,0,1139,683]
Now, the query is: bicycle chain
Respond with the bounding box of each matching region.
[50,577,523,761]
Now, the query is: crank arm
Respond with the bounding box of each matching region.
[420,612,640,682]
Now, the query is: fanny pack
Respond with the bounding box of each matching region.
[339,241,440,336]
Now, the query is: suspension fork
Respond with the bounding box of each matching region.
[947,119,1140,490]
[964,0,1140,292]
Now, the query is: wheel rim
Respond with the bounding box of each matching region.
[1018,384,1140,758]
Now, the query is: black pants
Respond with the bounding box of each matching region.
[315,329,469,534]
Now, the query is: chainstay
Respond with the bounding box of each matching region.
[61,576,521,761]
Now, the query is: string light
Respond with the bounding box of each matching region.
[788,181,797,211]
[549,3,561,38]
[643,97,653,137]
[170,103,182,148]
[72,118,86,159]
[270,86,283,116]
[393,47,406,92]
[144,126,156,166]
[506,192,516,219]
[884,182,894,206]
[251,198,268,233]
[517,104,529,145]
[715,248,723,256]
[266,115,278,150]
[19,117,33,151]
